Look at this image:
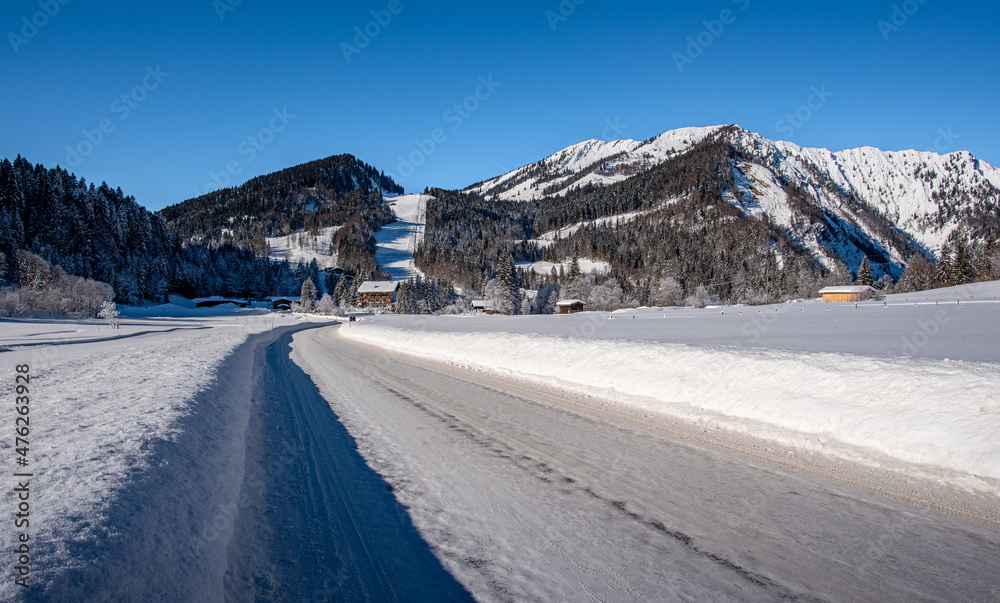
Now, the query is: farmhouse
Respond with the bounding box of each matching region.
[471,300,498,314]
[358,281,399,309]
[556,299,587,314]
[818,285,876,303]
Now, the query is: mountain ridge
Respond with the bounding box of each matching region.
[466,125,1000,264]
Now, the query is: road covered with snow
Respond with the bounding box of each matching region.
[296,325,1000,601]
[376,194,432,280]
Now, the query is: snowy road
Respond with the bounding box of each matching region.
[226,326,472,601]
[286,325,1000,602]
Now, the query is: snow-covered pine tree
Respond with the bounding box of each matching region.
[348,278,362,307]
[333,275,349,305]
[977,238,999,281]
[568,255,582,280]
[951,240,975,285]
[857,257,874,286]
[300,277,317,312]
[496,249,520,315]
[935,244,953,287]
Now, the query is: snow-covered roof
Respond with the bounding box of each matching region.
[818,286,876,294]
[556,299,587,306]
[357,281,399,293]
[192,296,245,303]
[267,295,301,302]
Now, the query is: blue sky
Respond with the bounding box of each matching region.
[2,1,998,211]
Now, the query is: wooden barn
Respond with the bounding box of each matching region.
[818,285,876,303]
[556,299,587,314]
[358,281,399,309]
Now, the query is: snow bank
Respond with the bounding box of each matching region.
[340,323,1000,491]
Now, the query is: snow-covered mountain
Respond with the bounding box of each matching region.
[467,126,727,202]
[467,125,1000,268]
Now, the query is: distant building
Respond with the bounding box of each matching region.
[267,296,300,310]
[193,297,248,308]
[556,299,587,314]
[358,281,399,309]
[471,300,498,315]
[818,286,876,303]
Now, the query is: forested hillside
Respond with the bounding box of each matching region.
[418,135,837,305]
[0,156,314,303]
[158,154,401,246]
[421,129,999,307]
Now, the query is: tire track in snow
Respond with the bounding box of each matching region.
[225,328,472,601]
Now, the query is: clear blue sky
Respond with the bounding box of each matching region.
[2,1,998,211]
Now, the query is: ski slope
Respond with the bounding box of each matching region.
[376,194,432,280]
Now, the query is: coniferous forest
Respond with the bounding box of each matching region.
[0,154,399,307]
[158,154,400,246]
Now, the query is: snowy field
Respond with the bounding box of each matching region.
[341,281,1000,495]
[0,307,321,599]
[376,194,432,280]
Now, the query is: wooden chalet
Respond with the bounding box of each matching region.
[818,286,876,303]
[556,299,587,314]
[358,281,399,309]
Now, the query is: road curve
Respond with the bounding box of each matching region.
[286,325,1000,602]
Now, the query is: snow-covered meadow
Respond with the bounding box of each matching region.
[0,307,317,599]
[341,281,1000,494]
